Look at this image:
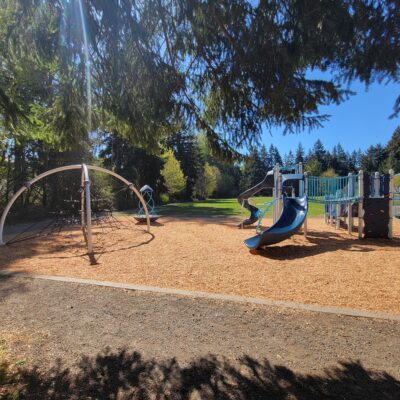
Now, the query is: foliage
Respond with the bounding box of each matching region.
[305,158,323,176]
[161,150,186,198]
[361,144,387,174]
[393,175,400,191]
[166,131,203,199]
[193,163,219,199]
[321,168,338,177]
[385,127,400,173]
[1,0,400,209]
[215,172,236,198]
[295,143,305,164]
[100,134,164,208]
[159,193,170,205]
[1,0,400,161]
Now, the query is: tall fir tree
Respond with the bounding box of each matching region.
[295,143,305,164]
[166,132,203,200]
[385,127,400,173]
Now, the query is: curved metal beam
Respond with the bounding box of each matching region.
[0,164,150,245]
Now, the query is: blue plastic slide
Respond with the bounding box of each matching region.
[237,169,274,227]
[244,196,308,249]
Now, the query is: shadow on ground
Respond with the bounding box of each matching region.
[253,230,399,260]
[0,218,154,267]
[12,348,400,399]
[0,272,28,299]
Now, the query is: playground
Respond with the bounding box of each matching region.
[1,206,399,315]
[0,163,399,317]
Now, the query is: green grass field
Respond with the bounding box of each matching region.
[157,197,324,218]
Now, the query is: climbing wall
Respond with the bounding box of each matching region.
[363,198,390,238]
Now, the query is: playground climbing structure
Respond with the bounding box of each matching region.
[0,164,151,254]
[239,163,397,249]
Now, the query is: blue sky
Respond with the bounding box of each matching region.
[262,80,399,156]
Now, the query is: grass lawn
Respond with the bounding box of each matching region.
[157,197,324,218]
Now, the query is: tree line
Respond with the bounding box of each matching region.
[0,125,399,210]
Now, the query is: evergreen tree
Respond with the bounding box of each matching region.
[259,145,271,171]
[311,140,327,168]
[349,149,363,172]
[268,145,283,166]
[246,147,266,187]
[334,143,349,175]
[385,127,400,173]
[100,134,164,208]
[166,131,203,199]
[361,144,387,174]
[284,150,295,168]
[295,143,305,164]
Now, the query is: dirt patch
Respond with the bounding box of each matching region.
[0,216,399,314]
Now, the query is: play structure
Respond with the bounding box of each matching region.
[238,164,308,250]
[134,185,160,223]
[0,164,150,254]
[239,164,397,249]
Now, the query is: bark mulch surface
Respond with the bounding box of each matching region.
[0,216,399,314]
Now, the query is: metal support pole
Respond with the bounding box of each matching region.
[374,171,380,198]
[348,173,353,235]
[272,187,276,223]
[81,169,85,228]
[303,172,308,237]
[336,203,340,229]
[273,164,280,223]
[299,162,304,196]
[389,169,394,239]
[82,164,93,254]
[358,170,364,239]
[276,172,283,220]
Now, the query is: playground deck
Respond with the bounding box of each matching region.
[0,217,399,314]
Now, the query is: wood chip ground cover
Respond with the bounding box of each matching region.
[0,216,399,314]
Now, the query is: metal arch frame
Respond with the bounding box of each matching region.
[0,164,151,252]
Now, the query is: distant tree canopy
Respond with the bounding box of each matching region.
[1,0,399,160]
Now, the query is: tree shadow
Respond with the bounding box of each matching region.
[252,230,399,260]
[161,214,241,227]
[0,272,29,300]
[0,217,155,267]
[34,232,155,265]
[14,348,400,399]
[134,220,165,227]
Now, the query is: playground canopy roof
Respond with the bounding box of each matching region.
[140,185,153,192]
